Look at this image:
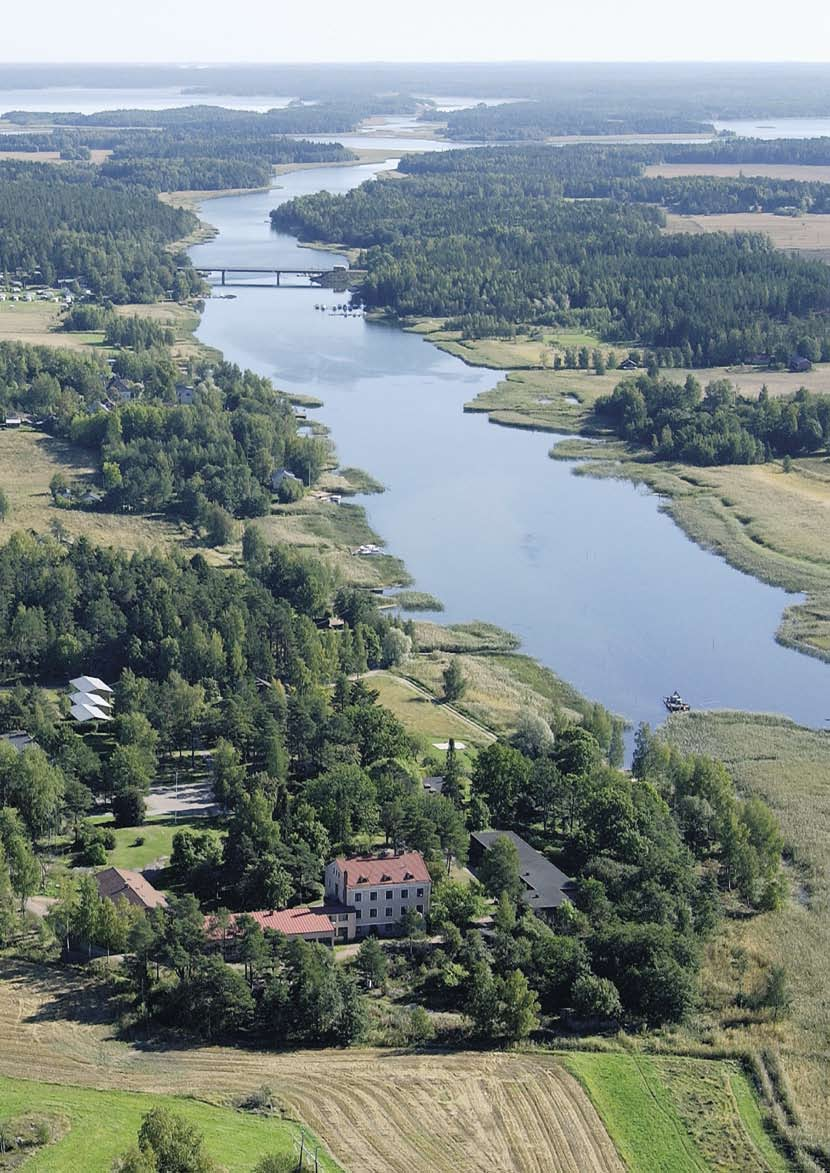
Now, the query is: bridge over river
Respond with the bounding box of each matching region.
[191,265,362,288]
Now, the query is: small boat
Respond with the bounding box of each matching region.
[664,690,690,713]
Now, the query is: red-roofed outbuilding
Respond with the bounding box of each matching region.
[205,906,336,948]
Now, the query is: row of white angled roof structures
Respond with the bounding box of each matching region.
[69,675,113,723]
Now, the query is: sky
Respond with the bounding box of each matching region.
[2,0,830,64]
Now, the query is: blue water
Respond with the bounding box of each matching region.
[190,161,830,734]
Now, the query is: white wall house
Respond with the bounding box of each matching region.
[324,851,431,939]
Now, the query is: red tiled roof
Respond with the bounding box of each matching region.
[335,851,430,887]
[96,867,168,911]
[205,906,335,939]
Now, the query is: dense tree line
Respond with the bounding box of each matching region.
[273,146,830,363]
[401,140,830,214]
[596,374,830,464]
[0,344,324,527]
[0,161,201,302]
[426,99,714,140]
[3,100,407,136]
[658,137,830,166]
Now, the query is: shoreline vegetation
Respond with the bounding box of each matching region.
[401,320,830,664]
[0,117,825,1170]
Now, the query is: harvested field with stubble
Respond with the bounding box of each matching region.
[663,210,830,259]
[647,162,830,182]
[0,960,624,1173]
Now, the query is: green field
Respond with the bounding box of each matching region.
[564,1052,789,1173]
[92,816,223,872]
[0,1074,341,1172]
[368,670,492,759]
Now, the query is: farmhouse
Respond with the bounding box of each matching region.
[470,830,576,915]
[206,906,337,949]
[324,851,431,938]
[106,376,140,403]
[271,467,303,492]
[619,356,639,371]
[96,867,168,912]
[175,383,195,405]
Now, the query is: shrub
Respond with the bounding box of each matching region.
[81,841,107,866]
[113,787,146,828]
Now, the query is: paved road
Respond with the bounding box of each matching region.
[145,778,221,818]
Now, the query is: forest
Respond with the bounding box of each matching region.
[0,108,356,193]
[595,374,830,464]
[273,145,830,363]
[401,140,830,213]
[0,161,202,302]
[0,343,325,533]
[0,522,782,1043]
[425,99,714,139]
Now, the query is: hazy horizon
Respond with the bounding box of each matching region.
[3,0,830,67]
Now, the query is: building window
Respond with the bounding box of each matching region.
[385,889,393,900]
[370,891,378,902]
[370,909,378,919]
[354,893,361,903]
[416,904,424,912]
[416,888,424,897]
[387,906,395,918]
[401,888,408,898]
[355,910,362,920]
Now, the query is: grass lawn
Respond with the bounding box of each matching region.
[246,497,411,588]
[92,816,224,871]
[368,671,491,759]
[0,1074,340,1172]
[564,1052,789,1173]
[407,319,633,373]
[665,711,830,1153]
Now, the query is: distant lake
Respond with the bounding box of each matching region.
[714,117,830,139]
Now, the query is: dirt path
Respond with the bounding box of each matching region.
[0,961,623,1173]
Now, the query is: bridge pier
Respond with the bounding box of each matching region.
[276,271,280,287]
[221,270,225,286]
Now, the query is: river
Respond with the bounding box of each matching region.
[189,150,830,735]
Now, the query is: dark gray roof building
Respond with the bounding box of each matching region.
[1,731,35,754]
[470,829,576,912]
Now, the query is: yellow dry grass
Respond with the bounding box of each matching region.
[0,301,102,350]
[0,148,110,164]
[663,210,830,255]
[647,162,830,181]
[404,651,584,735]
[113,301,208,361]
[0,960,624,1173]
[666,712,830,1152]
[368,670,494,749]
[0,428,222,559]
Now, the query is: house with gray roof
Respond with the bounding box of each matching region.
[470,829,576,914]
